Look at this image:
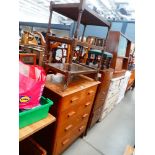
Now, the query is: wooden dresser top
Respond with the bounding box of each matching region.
[45,74,100,97]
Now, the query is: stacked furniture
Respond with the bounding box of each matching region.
[98,31,132,121]
[44,0,111,89]
[34,74,100,155]
[19,45,45,66]
[86,31,132,131]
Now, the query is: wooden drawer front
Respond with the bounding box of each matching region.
[56,120,87,155]
[58,104,80,125]
[74,120,87,137]
[60,92,84,112]
[77,109,90,124]
[55,130,77,155]
[84,86,97,102]
[79,100,93,114]
[57,117,79,138]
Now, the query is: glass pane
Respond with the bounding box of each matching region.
[118,35,127,57]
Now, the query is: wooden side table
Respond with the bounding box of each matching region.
[19,53,37,65]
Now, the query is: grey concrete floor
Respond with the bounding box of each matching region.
[62,90,135,155]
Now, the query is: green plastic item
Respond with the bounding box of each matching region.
[89,50,113,58]
[19,96,53,129]
[89,49,102,54]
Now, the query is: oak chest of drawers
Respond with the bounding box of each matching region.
[35,74,100,155]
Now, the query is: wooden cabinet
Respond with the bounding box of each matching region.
[19,53,37,65]
[34,74,100,155]
[106,31,132,76]
[86,69,114,131]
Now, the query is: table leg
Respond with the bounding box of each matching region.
[63,73,71,90]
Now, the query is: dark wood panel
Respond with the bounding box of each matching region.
[85,69,114,135]
[105,31,132,72]
[52,3,110,27]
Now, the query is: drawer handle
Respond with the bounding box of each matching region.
[88,90,94,95]
[65,124,73,131]
[70,97,79,103]
[85,102,91,107]
[79,125,85,131]
[67,111,76,117]
[62,138,70,145]
[82,113,88,119]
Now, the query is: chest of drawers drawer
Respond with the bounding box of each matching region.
[56,111,90,139]
[84,86,97,101]
[58,103,80,125]
[77,110,90,124]
[55,129,77,155]
[56,116,79,138]
[60,92,83,112]
[74,119,88,137]
[79,100,93,113]
[59,86,96,113]
[55,119,88,155]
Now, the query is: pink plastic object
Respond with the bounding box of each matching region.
[19,61,46,109]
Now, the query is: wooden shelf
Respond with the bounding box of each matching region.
[45,63,97,76]
[106,31,132,71]
[52,3,110,27]
[44,1,111,89]
[19,113,56,142]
